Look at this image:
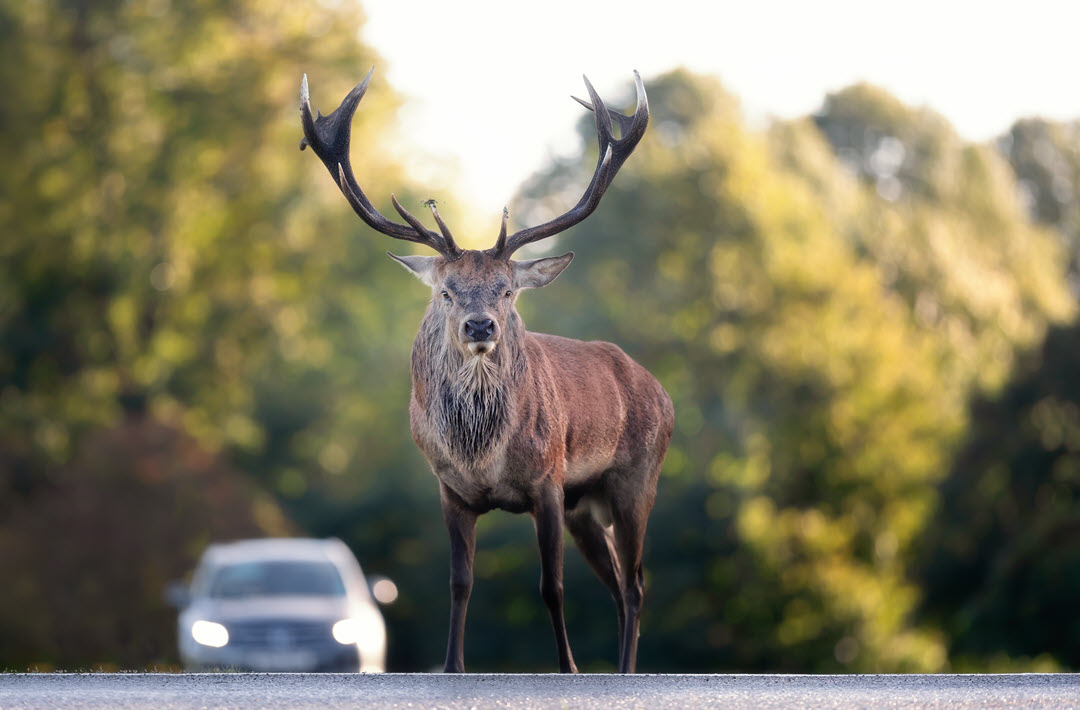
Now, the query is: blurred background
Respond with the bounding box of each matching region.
[3,0,1080,673]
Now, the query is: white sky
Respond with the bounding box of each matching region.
[358,0,1080,231]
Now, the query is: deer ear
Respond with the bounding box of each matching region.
[513,252,574,290]
[387,252,440,287]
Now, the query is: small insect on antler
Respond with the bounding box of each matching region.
[492,71,649,259]
[300,69,463,259]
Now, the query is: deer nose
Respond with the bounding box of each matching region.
[464,318,495,341]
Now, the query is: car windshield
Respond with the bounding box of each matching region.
[207,560,346,599]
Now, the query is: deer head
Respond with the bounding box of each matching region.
[385,248,573,358]
[299,69,648,359]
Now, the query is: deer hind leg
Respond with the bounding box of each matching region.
[566,504,626,669]
[612,491,655,674]
[534,484,578,673]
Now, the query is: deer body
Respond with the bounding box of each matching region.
[301,68,670,673]
[410,287,671,516]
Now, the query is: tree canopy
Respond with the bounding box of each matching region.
[517,70,1071,671]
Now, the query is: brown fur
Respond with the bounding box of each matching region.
[398,249,674,673]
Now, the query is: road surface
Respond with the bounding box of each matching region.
[1,673,1078,709]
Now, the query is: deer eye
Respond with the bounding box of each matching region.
[504,290,512,298]
[441,290,451,302]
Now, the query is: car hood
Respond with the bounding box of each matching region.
[188,596,353,621]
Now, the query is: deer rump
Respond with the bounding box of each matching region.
[301,68,673,674]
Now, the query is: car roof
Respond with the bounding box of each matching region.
[201,537,353,566]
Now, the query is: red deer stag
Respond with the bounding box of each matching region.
[300,68,673,674]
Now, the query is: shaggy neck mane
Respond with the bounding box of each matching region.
[413,309,526,466]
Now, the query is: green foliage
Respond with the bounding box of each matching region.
[919,323,1080,668]
[913,116,1080,671]
[0,0,439,669]
[0,0,452,475]
[517,70,1072,671]
[1000,118,1080,279]
[801,84,1074,392]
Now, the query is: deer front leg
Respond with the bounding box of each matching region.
[440,484,477,673]
[534,483,578,673]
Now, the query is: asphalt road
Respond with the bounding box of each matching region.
[2,673,1078,709]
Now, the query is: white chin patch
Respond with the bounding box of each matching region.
[467,341,496,356]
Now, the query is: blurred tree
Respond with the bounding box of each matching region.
[909,117,1080,671]
[803,84,1073,394]
[0,0,445,669]
[514,70,1072,671]
[1000,120,1080,275]
[0,415,294,670]
[919,323,1080,670]
[0,0,434,478]
[802,87,1080,671]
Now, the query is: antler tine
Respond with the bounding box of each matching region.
[494,72,649,259]
[571,72,649,149]
[389,193,436,241]
[301,70,459,257]
[494,207,509,253]
[426,202,460,254]
[583,75,615,152]
[336,168,431,248]
[572,94,635,137]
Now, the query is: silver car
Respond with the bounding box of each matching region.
[170,538,387,672]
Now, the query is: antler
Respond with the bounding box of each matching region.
[300,69,462,259]
[492,71,649,259]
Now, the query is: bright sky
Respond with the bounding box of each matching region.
[359,0,1080,232]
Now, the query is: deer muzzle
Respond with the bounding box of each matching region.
[461,316,499,355]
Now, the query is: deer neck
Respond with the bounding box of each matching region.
[413,309,527,466]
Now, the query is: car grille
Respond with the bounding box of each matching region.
[224,619,335,649]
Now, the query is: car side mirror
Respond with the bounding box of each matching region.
[367,575,398,605]
[163,580,191,609]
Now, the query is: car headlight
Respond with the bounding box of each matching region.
[191,620,229,648]
[332,609,384,650]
